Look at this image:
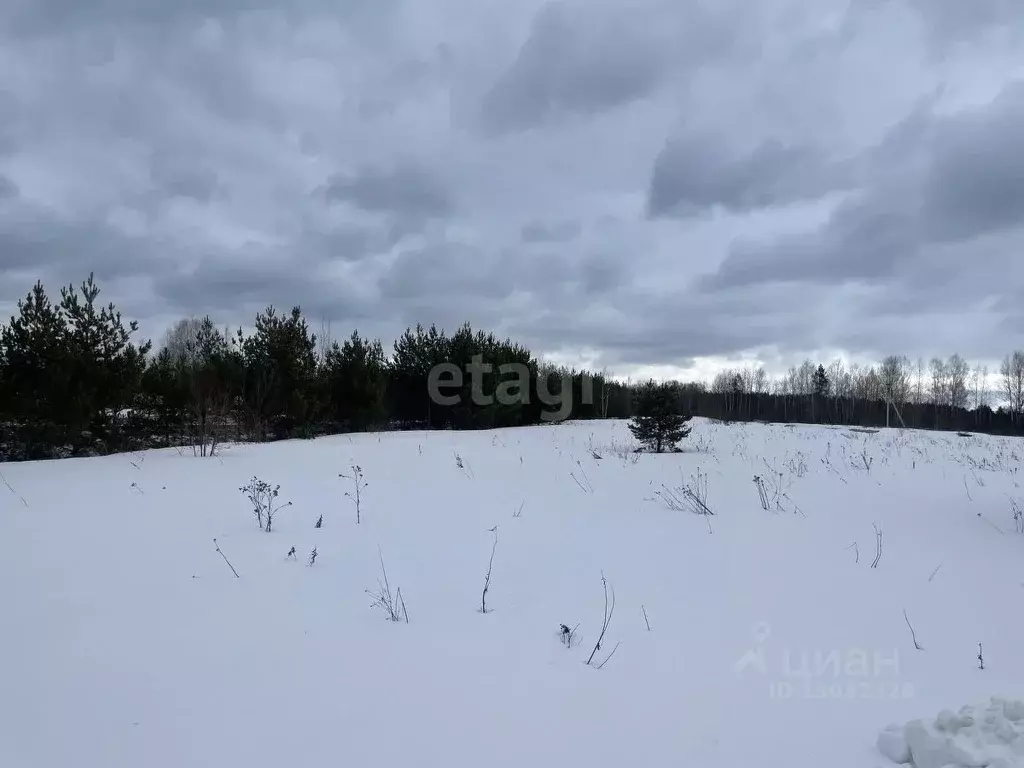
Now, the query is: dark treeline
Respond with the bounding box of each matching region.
[1,274,1023,461]
[680,387,1021,435]
[700,357,1024,436]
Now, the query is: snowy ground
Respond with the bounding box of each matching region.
[2,419,1023,767]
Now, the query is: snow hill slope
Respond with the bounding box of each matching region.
[2,419,1023,768]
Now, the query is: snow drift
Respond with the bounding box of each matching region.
[879,698,1024,767]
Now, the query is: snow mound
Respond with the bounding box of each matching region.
[878,698,1024,767]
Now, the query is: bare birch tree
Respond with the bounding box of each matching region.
[878,356,910,427]
[879,356,911,404]
[914,357,926,403]
[930,357,948,406]
[162,317,206,367]
[947,354,970,410]
[971,364,990,409]
[827,359,846,398]
[1001,351,1024,417]
[751,366,768,394]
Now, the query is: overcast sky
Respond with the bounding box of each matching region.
[1,0,1022,381]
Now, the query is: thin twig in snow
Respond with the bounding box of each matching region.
[871,524,883,568]
[595,642,621,669]
[586,572,617,667]
[213,538,239,578]
[0,469,28,506]
[571,471,593,494]
[398,587,409,623]
[979,515,1006,535]
[903,609,923,650]
[480,527,498,614]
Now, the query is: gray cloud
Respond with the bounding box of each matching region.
[702,191,923,290]
[153,249,379,324]
[478,0,751,135]
[701,80,1024,300]
[854,0,1024,48]
[0,201,173,282]
[383,242,480,297]
[3,0,399,36]
[149,154,220,203]
[520,219,582,243]
[297,222,411,264]
[480,1,667,133]
[1,0,1023,377]
[922,83,1024,242]
[324,162,454,218]
[0,175,18,199]
[509,281,826,367]
[648,134,854,218]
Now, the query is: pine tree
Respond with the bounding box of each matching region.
[0,281,70,455]
[322,330,388,431]
[58,273,151,440]
[812,364,829,397]
[628,380,692,453]
[238,306,318,439]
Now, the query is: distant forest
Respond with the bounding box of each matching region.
[2,273,1024,461]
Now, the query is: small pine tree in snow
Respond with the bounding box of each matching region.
[628,380,692,453]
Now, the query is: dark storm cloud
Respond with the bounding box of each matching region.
[379,242,512,303]
[374,234,629,338]
[149,154,220,203]
[0,202,171,282]
[520,219,582,243]
[0,176,18,199]
[2,0,400,35]
[155,255,305,307]
[647,135,854,218]
[324,163,454,218]
[838,236,1024,362]
[378,239,621,308]
[153,250,377,322]
[298,223,411,265]
[577,253,621,295]
[701,80,1024,295]
[509,281,821,365]
[0,90,16,156]
[701,191,923,289]
[922,83,1024,242]
[480,2,667,133]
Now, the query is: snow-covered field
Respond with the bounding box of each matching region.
[2,419,1023,767]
